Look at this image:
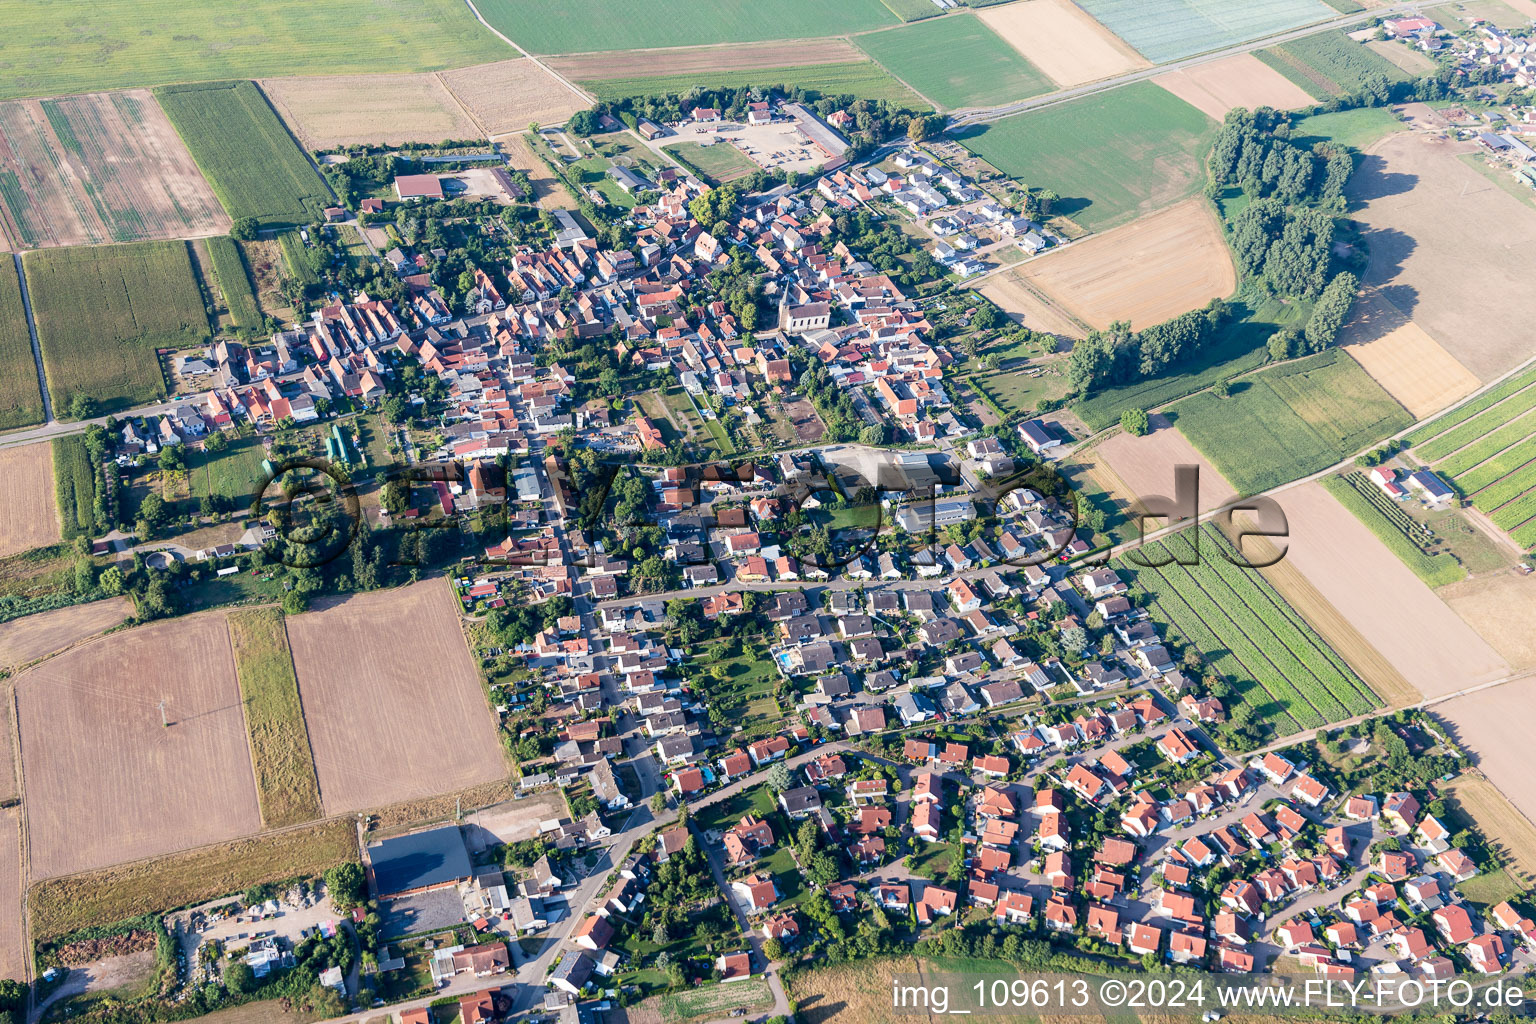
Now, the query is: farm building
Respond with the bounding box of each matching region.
[1406,470,1454,504]
[367,823,473,898]
[1019,420,1060,454]
[395,174,445,201]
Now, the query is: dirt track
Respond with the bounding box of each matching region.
[977,0,1149,88]
[15,613,263,879]
[0,442,60,558]
[1016,199,1235,331]
[286,581,506,815]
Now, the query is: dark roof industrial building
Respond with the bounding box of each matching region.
[367,824,473,898]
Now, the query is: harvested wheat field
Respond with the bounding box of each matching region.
[1437,680,1536,842]
[1441,774,1536,883]
[977,271,1085,339]
[1366,40,1437,75]
[0,596,133,671]
[260,74,480,150]
[1016,199,1234,331]
[439,59,588,136]
[1440,572,1536,671]
[1095,413,1239,516]
[0,808,21,984]
[1277,481,1508,700]
[15,612,263,879]
[0,442,61,558]
[501,134,576,210]
[287,581,504,815]
[976,0,1149,89]
[1153,53,1315,120]
[0,90,228,249]
[1351,133,1536,382]
[547,38,863,81]
[1339,288,1480,418]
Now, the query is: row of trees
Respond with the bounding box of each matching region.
[1066,300,1233,395]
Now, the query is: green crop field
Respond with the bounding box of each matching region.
[157,81,334,229]
[1171,349,1411,494]
[955,82,1215,232]
[1074,289,1305,431]
[880,0,944,19]
[51,436,99,539]
[0,259,44,431]
[205,236,261,330]
[581,61,926,106]
[25,241,207,415]
[1258,30,1412,99]
[1119,525,1379,737]
[476,0,897,54]
[0,0,508,102]
[1321,475,1465,587]
[855,14,1053,109]
[1077,0,1336,63]
[1406,364,1536,447]
[227,608,322,829]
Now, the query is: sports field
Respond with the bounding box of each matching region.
[1078,0,1338,63]
[1170,348,1412,494]
[955,82,1215,231]
[286,581,505,815]
[1258,30,1411,99]
[1010,198,1234,330]
[157,81,335,229]
[0,0,509,102]
[0,90,229,250]
[666,142,759,185]
[1118,524,1380,737]
[855,14,1054,109]
[26,240,206,414]
[476,0,898,54]
[0,259,43,430]
[15,612,265,879]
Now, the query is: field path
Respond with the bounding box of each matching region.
[455,0,595,107]
[12,253,51,423]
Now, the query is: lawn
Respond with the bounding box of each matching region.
[954,82,1216,232]
[475,0,898,54]
[0,257,44,431]
[583,62,926,106]
[25,240,206,414]
[1074,289,1306,431]
[1288,107,1405,150]
[665,142,759,186]
[854,14,1054,110]
[1169,348,1412,494]
[1078,0,1336,62]
[1258,30,1412,99]
[205,236,262,330]
[1118,524,1380,736]
[968,368,1067,419]
[226,608,321,829]
[1457,866,1523,908]
[0,0,509,102]
[157,81,335,229]
[29,817,357,940]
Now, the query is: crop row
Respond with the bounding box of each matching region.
[1340,472,1433,543]
[1321,477,1464,588]
[1469,464,1536,512]
[1512,518,1536,548]
[1198,525,1380,715]
[206,237,260,329]
[1455,436,1536,494]
[1432,408,1536,477]
[1406,363,1536,447]
[1489,488,1536,530]
[1417,389,1536,462]
[52,436,98,538]
[1138,550,1327,730]
[1129,559,1302,736]
[1172,557,1348,724]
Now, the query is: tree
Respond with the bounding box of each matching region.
[1303,271,1359,353]
[1120,408,1150,436]
[859,424,885,446]
[99,565,124,595]
[205,430,229,452]
[224,960,257,994]
[231,217,260,241]
[135,492,170,538]
[68,393,98,420]
[325,861,365,911]
[766,763,792,791]
[1211,379,1231,399]
[762,937,785,962]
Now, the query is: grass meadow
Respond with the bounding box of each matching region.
[1170,348,1411,493]
[0,259,44,431]
[227,608,322,829]
[477,0,898,54]
[157,81,334,229]
[855,14,1054,109]
[1077,0,1338,63]
[0,0,508,101]
[955,82,1216,231]
[26,240,206,414]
